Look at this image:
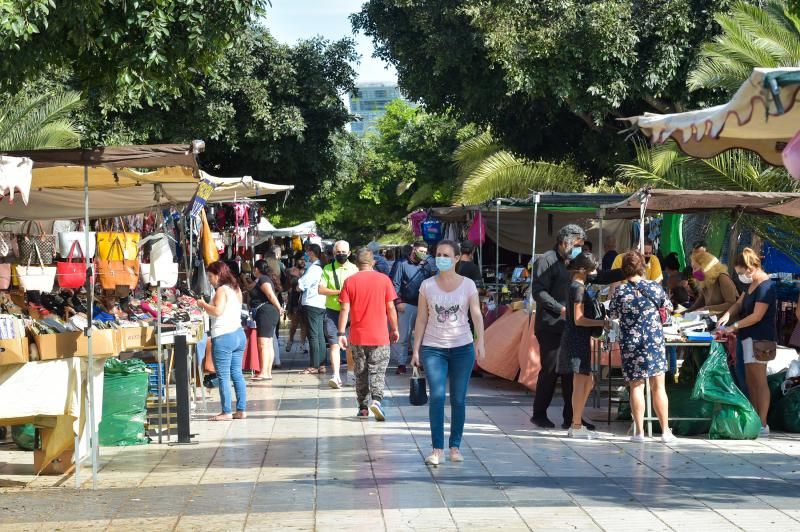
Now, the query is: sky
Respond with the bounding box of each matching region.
[264,0,397,84]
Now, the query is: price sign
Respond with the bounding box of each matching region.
[185,178,216,218]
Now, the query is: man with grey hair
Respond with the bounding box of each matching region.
[319,240,359,388]
[531,224,623,430]
[338,248,400,420]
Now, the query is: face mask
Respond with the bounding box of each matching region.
[692,270,705,281]
[568,246,582,260]
[303,253,310,262]
[645,256,651,264]
[415,250,428,261]
[435,256,454,271]
[335,253,348,264]
[738,272,754,284]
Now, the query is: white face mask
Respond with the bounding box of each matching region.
[738,272,754,284]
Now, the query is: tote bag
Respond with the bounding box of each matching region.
[409,367,428,406]
[96,239,139,290]
[16,245,56,293]
[17,221,56,265]
[200,209,219,266]
[58,225,96,259]
[56,241,88,289]
[96,219,139,260]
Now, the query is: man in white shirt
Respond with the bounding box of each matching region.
[298,243,327,373]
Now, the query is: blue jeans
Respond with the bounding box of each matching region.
[421,343,476,450]
[733,337,750,398]
[212,329,247,413]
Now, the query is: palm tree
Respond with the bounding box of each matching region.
[0,90,82,150]
[617,140,800,262]
[689,0,800,93]
[453,132,586,204]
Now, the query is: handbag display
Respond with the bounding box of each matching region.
[141,261,179,287]
[191,258,215,299]
[96,238,139,290]
[56,240,88,289]
[58,224,96,259]
[17,221,56,265]
[0,263,10,289]
[753,340,777,362]
[409,366,428,406]
[200,209,219,265]
[15,244,57,293]
[96,218,139,261]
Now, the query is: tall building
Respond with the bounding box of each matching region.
[348,82,406,136]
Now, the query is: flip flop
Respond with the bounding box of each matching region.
[210,414,233,421]
[299,368,319,375]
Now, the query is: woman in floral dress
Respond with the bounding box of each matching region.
[608,251,676,443]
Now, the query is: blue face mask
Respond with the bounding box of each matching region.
[568,246,582,260]
[303,253,310,262]
[435,257,454,272]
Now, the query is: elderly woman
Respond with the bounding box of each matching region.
[688,251,738,316]
[608,251,676,443]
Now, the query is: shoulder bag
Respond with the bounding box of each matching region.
[200,209,219,266]
[96,218,139,261]
[96,238,140,290]
[753,340,777,362]
[582,285,606,338]
[15,243,57,293]
[58,221,96,259]
[630,281,668,324]
[56,240,88,289]
[17,221,56,265]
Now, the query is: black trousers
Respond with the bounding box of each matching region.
[532,331,573,423]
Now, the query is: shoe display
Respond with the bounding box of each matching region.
[531,417,556,428]
[370,400,386,421]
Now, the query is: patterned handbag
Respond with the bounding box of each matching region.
[17,221,56,265]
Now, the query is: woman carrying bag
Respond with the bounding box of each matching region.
[411,240,484,466]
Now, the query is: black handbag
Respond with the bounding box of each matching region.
[409,366,428,406]
[583,286,606,338]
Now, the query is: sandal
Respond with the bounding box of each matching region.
[251,375,264,381]
[299,368,319,375]
[233,411,247,419]
[210,413,233,421]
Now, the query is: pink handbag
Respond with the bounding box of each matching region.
[0,263,10,289]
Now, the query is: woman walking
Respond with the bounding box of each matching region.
[558,252,608,439]
[412,240,485,465]
[298,244,327,374]
[608,251,676,443]
[245,259,283,380]
[199,261,247,420]
[717,248,776,437]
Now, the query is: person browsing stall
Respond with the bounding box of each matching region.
[610,240,662,282]
[318,240,359,388]
[242,259,283,381]
[688,251,739,316]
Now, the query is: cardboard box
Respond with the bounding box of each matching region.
[119,326,157,351]
[34,427,75,476]
[0,336,29,366]
[35,329,120,360]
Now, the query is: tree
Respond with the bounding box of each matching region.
[0,89,81,150]
[353,0,732,178]
[0,0,269,111]
[689,0,800,93]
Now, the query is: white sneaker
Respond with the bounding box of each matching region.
[425,451,441,466]
[347,372,356,386]
[631,433,646,443]
[568,426,597,440]
[328,376,342,389]
[759,424,770,438]
[661,428,678,444]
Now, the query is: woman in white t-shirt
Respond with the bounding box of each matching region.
[412,240,485,466]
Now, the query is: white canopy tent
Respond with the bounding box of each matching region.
[253,220,317,246]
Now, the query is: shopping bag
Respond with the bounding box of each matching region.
[56,240,88,289]
[409,366,428,406]
[96,218,139,260]
[96,239,139,290]
[0,263,10,289]
[16,243,56,293]
[200,209,219,266]
[17,221,56,264]
[58,228,96,259]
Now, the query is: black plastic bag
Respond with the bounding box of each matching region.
[409,367,428,406]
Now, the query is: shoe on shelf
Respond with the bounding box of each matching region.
[396,364,407,375]
[347,372,356,386]
[759,424,770,438]
[631,433,646,443]
[568,426,597,440]
[425,450,441,466]
[531,417,556,429]
[328,376,342,389]
[357,408,369,418]
[661,428,678,444]
[370,400,386,421]
[449,448,464,462]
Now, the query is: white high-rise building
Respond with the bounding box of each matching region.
[347,82,407,136]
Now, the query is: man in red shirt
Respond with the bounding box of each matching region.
[338,248,400,420]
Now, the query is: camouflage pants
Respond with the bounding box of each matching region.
[351,344,390,408]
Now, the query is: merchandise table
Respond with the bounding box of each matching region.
[0,356,108,476]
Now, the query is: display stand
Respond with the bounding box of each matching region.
[170,334,197,446]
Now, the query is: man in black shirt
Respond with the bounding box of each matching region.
[455,240,483,287]
[531,224,624,429]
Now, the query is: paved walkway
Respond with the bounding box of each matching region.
[1,345,799,531]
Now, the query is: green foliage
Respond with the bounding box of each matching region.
[0,0,269,111]
[353,0,731,179]
[0,89,81,150]
[689,0,800,93]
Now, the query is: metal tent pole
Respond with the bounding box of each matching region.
[156,284,165,443]
[84,165,98,489]
[529,194,540,309]
[495,199,501,294]
[477,209,483,276]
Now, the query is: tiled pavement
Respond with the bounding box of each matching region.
[1,345,799,531]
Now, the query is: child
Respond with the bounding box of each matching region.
[557,252,608,439]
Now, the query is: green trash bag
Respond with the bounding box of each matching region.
[768,371,787,405]
[664,385,714,436]
[11,424,35,451]
[99,358,150,446]
[692,342,761,440]
[770,387,800,433]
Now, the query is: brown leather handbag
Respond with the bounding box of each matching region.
[200,209,219,266]
[753,340,777,362]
